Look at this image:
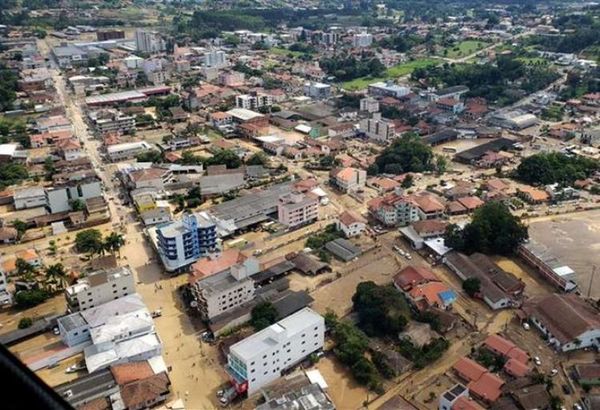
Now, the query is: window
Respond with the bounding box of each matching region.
[301,341,305,345]
[251,378,256,382]
[251,369,255,373]
[302,333,306,338]
[314,326,318,331]
[112,284,116,287]
[113,290,117,294]
[250,361,255,366]
[122,287,127,290]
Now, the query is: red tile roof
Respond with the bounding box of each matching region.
[338,210,366,227]
[393,265,439,291]
[453,357,487,382]
[468,372,504,402]
[458,196,484,211]
[452,396,485,410]
[189,249,248,283]
[408,281,452,310]
[110,361,154,385]
[119,372,170,409]
[504,358,531,378]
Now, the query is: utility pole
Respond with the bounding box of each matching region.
[587,265,596,298]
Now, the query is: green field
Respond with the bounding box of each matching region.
[341,58,439,91]
[269,47,304,58]
[441,40,490,59]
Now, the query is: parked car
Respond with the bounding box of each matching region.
[534,356,541,366]
[522,322,530,330]
[151,310,162,318]
[53,327,60,335]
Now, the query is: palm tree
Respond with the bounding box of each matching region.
[15,258,37,283]
[104,232,125,257]
[45,263,67,290]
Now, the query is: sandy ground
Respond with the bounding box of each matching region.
[528,209,600,298]
[316,356,370,409]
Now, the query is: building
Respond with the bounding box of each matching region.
[368,194,420,227]
[439,384,477,410]
[277,192,319,228]
[352,32,373,48]
[360,97,379,113]
[45,177,103,214]
[517,186,549,204]
[429,86,469,102]
[360,113,396,142]
[107,141,154,162]
[204,50,228,68]
[226,308,325,395]
[452,357,504,404]
[368,81,410,98]
[516,241,578,292]
[64,266,136,312]
[337,210,366,238]
[96,30,125,41]
[13,187,46,210]
[155,213,218,272]
[56,139,83,161]
[399,219,448,250]
[303,82,331,100]
[89,109,136,135]
[52,44,89,68]
[0,270,12,305]
[489,111,538,130]
[256,373,334,410]
[236,93,273,110]
[135,30,166,54]
[329,167,366,193]
[522,293,600,352]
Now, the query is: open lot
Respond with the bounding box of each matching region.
[341,58,439,91]
[528,209,600,298]
[440,40,491,59]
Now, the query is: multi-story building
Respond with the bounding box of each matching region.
[106,141,154,162]
[321,32,338,46]
[368,81,410,99]
[277,192,319,228]
[360,113,396,142]
[368,194,420,227]
[135,30,166,54]
[329,167,367,193]
[0,270,12,305]
[235,93,273,110]
[226,308,325,395]
[303,82,331,100]
[156,213,218,272]
[45,177,103,214]
[64,266,136,312]
[352,32,373,48]
[89,109,136,135]
[360,97,379,113]
[204,50,228,68]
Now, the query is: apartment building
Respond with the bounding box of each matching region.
[360,113,396,142]
[89,109,136,135]
[277,192,319,228]
[368,194,419,227]
[64,266,136,312]
[352,32,373,48]
[226,308,324,395]
[360,97,379,113]
[135,30,166,54]
[45,177,103,214]
[204,50,228,68]
[303,82,331,100]
[107,141,154,162]
[329,167,367,193]
[0,270,12,305]
[156,213,218,272]
[235,93,273,110]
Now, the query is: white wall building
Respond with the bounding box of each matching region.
[0,270,12,305]
[45,178,103,214]
[107,141,154,162]
[352,32,373,48]
[303,82,331,100]
[13,187,46,210]
[204,50,228,68]
[226,308,325,395]
[235,93,273,110]
[135,30,166,54]
[360,113,396,142]
[360,97,379,113]
[337,210,366,238]
[64,266,136,312]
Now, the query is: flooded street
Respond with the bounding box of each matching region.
[528,210,600,298]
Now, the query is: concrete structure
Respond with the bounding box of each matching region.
[13,187,46,210]
[429,85,469,102]
[135,30,165,54]
[226,308,324,395]
[236,93,273,110]
[439,384,470,410]
[89,109,136,135]
[303,82,331,100]
[46,178,103,214]
[204,50,228,68]
[64,266,135,312]
[360,113,396,142]
[337,210,366,238]
[517,241,578,292]
[360,97,379,113]
[368,81,410,99]
[352,32,373,48]
[107,141,154,162]
[489,111,538,130]
[277,192,319,228]
[0,270,12,305]
[155,213,218,272]
[329,167,366,193]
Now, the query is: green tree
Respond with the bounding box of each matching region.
[15,258,37,281]
[401,174,414,188]
[70,199,86,212]
[15,289,49,308]
[246,152,268,166]
[18,317,33,329]
[352,281,410,337]
[75,229,104,256]
[206,149,242,169]
[462,277,481,297]
[251,302,279,330]
[514,152,599,186]
[374,133,434,175]
[104,232,125,257]
[12,219,27,240]
[44,156,55,180]
[45,263,67,289]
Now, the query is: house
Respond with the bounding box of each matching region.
[118,371,171,410]
[399,219,448,250]
[517,187,549,204]
[452,357,504,404]
[522,293,600,352]
[574,363,600,386]
[483,334,530,376]
[457,196,484,213]
[337,210,366,238]
[13,187,46,210]
[453,357,487,383]
[329,167,366,193]
[64,266,136,312]
[408,281,456,311]
[393,265,439,292]
[56,139,83,161]
[410,192,446,220]
[0,227,18,244]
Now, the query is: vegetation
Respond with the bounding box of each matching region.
[18,317,33,329]
[44,263,67,289]
[559,69,600,101]
[342,58,438,91]
[136,150,163,163]
[440,40,490,59]
[320,53,386,82]
[0,117,30,147]
[305,223,343,250]
[514,152,600,186]
[352,281,410,337]
[0,62,18,111]
[370,134,434,175]
[0,163,28,191]
[12,219,27,240]
[397,337,450,369]
[246,152,268,166]
[75,229,105,255]
[250,302,279,330]
[15,289,49,308]
[474,347,506,371]
[445,201,528,255]
[462,277,481,297]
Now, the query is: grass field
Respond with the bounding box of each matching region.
[441,40,490,59]
[341,58,439,91]
[269,47,304,58]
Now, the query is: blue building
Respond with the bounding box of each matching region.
[156,213,217,272]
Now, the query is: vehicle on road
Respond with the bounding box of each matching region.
[151,310,162,318]
[522,322,530,330]
[218,386,238,406]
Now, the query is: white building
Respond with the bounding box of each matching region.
[330,167,367,193]
[303,82,331,100]
[64,266,136,312]
[45,178,103,214]
[360,113,396,142]
[277,192,319,228]
[360,97,379,113]
[135,30,166,54]
[13,187,46,210]
[337,210,366,238]
[226,308,325,395]
[236,93,273,110]
[368,81,410,98]
[89,109,136,135]
[107,141,154,162]
[0,270,12,305]
[352,32,373,48]
[204,50,228,68]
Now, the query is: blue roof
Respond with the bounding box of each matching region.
[438,289,457,304]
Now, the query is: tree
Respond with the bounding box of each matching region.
[12,219,27,239]
[401,174,414,188]
[374,134,434,175]
[251,302,279,330]
[514,152,599,186]
[352,281,410,337]
[104,232,125,257]
[45,263,67,289]
[15,289,48,308]
[462,278,481,297]
[444,201,528,255]
[435,155,448,174]
[18,317,33,329]
[15,258,36,281]
[206,149,242,169]
[70,199,85,211]
[75,229,104,256]
[246,152,268,166]
[44,156,55,180]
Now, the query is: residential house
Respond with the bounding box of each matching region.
[329,167,366,193]
[337,210,367,238]
[517,187,549,204]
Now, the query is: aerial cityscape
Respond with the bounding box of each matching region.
[0,0,599,409]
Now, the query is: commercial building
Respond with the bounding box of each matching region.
[522,293,600,352]
[516,241,578,292]
[489,111,538,130]
[226,308,325,395]
[64,266,136,312]
[106,141,154,162]
[429,85,469,102]
[13,187,46,210]
[352,32,373,47]
[368,81,410,98]
[155,213,218,272]
[88,109,136,135]
[277,192,319,228]
[52,44,89,68]
[303,82,331,100]
[360,113,396,142]
[135,30,166,54]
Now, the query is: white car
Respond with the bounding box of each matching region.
[534,356,541,366]
[522,322,530,330]
[550,369,558,377]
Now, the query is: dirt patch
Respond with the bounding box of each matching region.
[316,356,369,409]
